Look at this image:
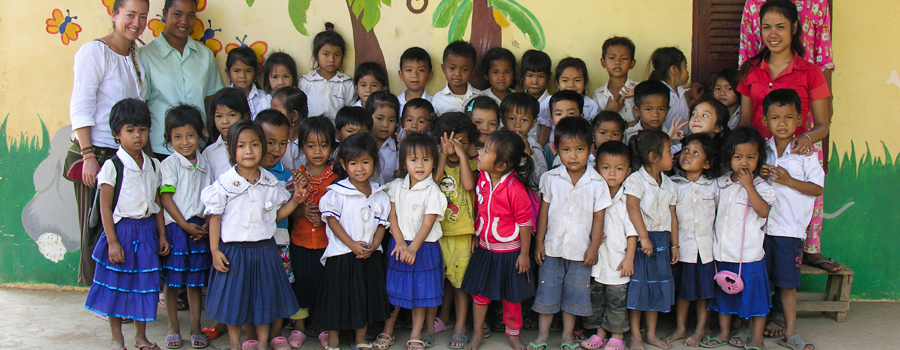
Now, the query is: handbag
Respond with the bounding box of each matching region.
[63,141,86,182]
[714,200,751,294]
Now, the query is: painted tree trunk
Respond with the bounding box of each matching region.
[346,1,387,72]
[469,0,501,90]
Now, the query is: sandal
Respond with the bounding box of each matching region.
[241,340,258,350]
[407,340,426,350]
[778,334,815,350]
[189,334,208,349]
[374,333,395,350]
[351,343,374,350]
[135,343,161,350]
[580,335,607,350]
[271,336,291,350]
[433,317,449,334]
[165,334,182,349]
[573,330,587,343]
[482,323,492,339]
[560,343,581,350]
[201,327,226,340]
[527,342,549,350]
[699,336,728,348]
[602,338,625,350]
[325,347,341,350]
[448,333,469,349]
[805,254,842,273]
[728,327,752,348]
[319,331,331,348]
[422,333,434,348]
[289,330,308,348]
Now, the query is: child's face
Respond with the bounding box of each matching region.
[594,121,623,147]
[730,142,760,176]
[486,59,514,92]
[522,70,549,98]
[714,78,738,108]
[405,147,435,184]
[557,67,585,94]
[162,0,196,41]
[269,64,294,91]
[675,59,690,86]
[169,124,201,159]
[229,61,256,92]
[557,136,591,174]
[471,109,499,146]
[634,95,669,130]
[656,140,674,171]
[596,154,631,190]
[679,140,710,174]
[341,153,375,185]
[550,100,582,126]
[601,45,635,79]
[476,140,500,173]
[445,131,470,163]
[234,129,263,170]
[355,74,383,107]
[214,105,244,137]
[442,54,474,90]
[503,108,535,137]
[761,11,794,55]
[763,103,801,141]
[399,59,433,92]
[338,124,368,142]
[116,123,149,153]
[689,102,722,136]
[316,44,343,76]
[302,132,333,168]
[260,122,290,169]
[402,107,432,134]
[371,106,398,143]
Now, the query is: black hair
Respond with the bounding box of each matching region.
[481,47,517,90]
[465,96,501,125]
[628,129,669,170]
[500,92,539,120]
[602,36,636,58]
[206,87,251,143]
[692,95,731,133]
[486,130,534,187]
[442,40,477,64]
[398,133,439,177]
[676,133,717,178]
[592,111,627,134]
[739,0,804,79]
[549,90,584,115]
[226,46,259,75]
[271,86,308,123]
[333,132,380,180]
[403,98,436,116]
[633,80,671,107]
[648,47,687,83]
[713,68,741,100]
[162,0,197,15]
[762,88,802,115]
[555,57,589,94]
[364,91,401,117]
[298,116,336,150]
[594,140,632,168]
[254,109,291,129]
[720,126,767,176]
[400,46,433,72]
[164,103,205,145]
[109,98,152,142]
[519,49,552,87]
[312,22,346,69]
[433,112,479,144]
[554,116,593,148]
[226,119,266,166]
[263,51,298,92]
[335,106,373,132]
[354,61,390,90]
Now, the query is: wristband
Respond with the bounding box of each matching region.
[82,153,96,160]
[80,147,96,155]
[802,133,812,142]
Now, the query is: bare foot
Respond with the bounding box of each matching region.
[764,316,785,338]
[466,328,484,350]
[663,328,687,343]
[630,337,645,350]
[645,334,672,349]
[109,339,126,350]
[683,331,709,348]
[509,336,528,350]
[746,339,766,350]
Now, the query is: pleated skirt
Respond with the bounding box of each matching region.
[312,251,392,331]
[290,244,325,309]
[708,260,771,319]
[385,239,444,309]
[460,247,535,303]
[162,217,211,287]
[673,260,716,301]
[626,231,675,312]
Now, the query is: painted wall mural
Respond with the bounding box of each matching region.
[46,9,82,45]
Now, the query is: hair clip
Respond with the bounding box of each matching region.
[466,101,474,112]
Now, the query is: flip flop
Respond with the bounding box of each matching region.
[527,342,549,350]
[351,342,374,350]
[407,340,426,350]
[433,317,449,334]
[777,334,815,350]
[807,258,841,272]
[580,335,607,350]
[573,330,587,343]
[241,340,258,350]
[560,343,582,350]
[270,336,291,350]
[482,323,492,339]
[289,330,308,348]
[319,331,331,348]
[602,338,625,350]
[374,333,395,350]
[728,327,752,348]
[422,333,435,348]
[135,343,161,350]
[201,327,226,340]
[165,334,182,349]
[449,333,469,349]
[190,334,208,349]
[699,336,728,348]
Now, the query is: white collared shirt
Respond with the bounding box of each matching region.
[764,138,825,239]
[375,138,399,185]
[592,186,639,285]
[233,83,268,119]
[387,175,447,242]
[480,88,514,105]
[97,148,161,223]
[319,179,391,263]
[398,89,434,113]
[713,174,776,263]
[205,136,231,180]
[280,140,308,171]
[536,95,599,144]
[528,137,548,186]
[593,78,638,123]
[432,83,481,116]
[623,121,669,144]
[552,153,595,170]
[201,167,290,242]
[728,106,741,130]
[671,175,717,263]
[160,150,212,225]
[623,167,677,232]
[661,81,690,136]
[299,70,355,122]
[539,166,612,261]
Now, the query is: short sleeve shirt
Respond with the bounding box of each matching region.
[97,148,161,223]
[592,186,639,285]
[764,138,825,239]
[432,83,481,116]
[671,175,717,264]
[539,166,612,261]
[319,179,391,263]
[593,78,638,123]
[201,167,290,243]
[438,160,478,237]
[291,164,337,249]
[300,70,355,123]
[713,174,777,263]
[159,150,211,225]
[387,175,447,242]
[623,167,677,232]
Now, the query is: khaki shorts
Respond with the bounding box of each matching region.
[440,235,473,288]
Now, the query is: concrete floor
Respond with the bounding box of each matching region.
[0,286,893,350]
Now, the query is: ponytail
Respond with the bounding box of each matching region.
[648,47,686,83]
[628,129,669,171]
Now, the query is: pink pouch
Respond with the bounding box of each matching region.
[714,270,744,294]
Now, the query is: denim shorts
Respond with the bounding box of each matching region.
[532,256,592,316]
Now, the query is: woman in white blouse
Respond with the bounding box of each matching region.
[69,0,149,285]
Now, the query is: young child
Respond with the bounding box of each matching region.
[713,68,741,129]
[205,87,252,180]
[501,92,547,185]
[84,98,170,350]
[540,90,583,167]
[537,58,599,146]
[593,37,638,126]
[159,104,212,349]
[622,130,678,350]
[263,51,299,93]
[383,134,448,350]
[366,91,401,185]
[551,111,625,170]
[519,50,552,103]
[648,47,690,136]
[227,46,267,118]
[397,47,435,112]
[760,89,823,350]
[401,98,436,136]
[665,133,718,348]
[354,62,390,107]
[466,96,501,152]
[704,127,775,350]
[688,95,731,152]
[530,117,611,350]
[460,130,536,350]
[481,47,517,105]
[300,22,355,121]
[335,106,374,143]
[623,81,670,143]
[580,141,637,350]
[312,133,393,350]
[288,116,338,346]
[270,86,309,169]
[433,40,481,116]
[431,113,480,348]
[202,119,305,350]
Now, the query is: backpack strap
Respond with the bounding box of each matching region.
[110,156,124,212]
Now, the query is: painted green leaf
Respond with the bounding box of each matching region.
[288,0,311,36]
[350,0,387,32]
[489,0,545,50]
[382,0,391,5]
[246,0,254,7]
[433,0,463,28]
[448,0,472,43]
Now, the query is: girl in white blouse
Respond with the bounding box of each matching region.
[299,23,355,122]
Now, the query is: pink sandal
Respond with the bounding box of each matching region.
[601,338,624,350]
[433,317,448,334]
[318,331,331,348]
[241,340,258,350]
[270,336,291,350]
[289,330,308,348]
[580,335,607,350]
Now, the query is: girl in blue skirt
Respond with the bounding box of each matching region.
[84,98,171,350]
[200,120,306,350]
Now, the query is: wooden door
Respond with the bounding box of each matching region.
[691,0,746,88]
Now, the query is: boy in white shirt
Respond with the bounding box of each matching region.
[432,41,481,116]
[396,47,435,113]
[623,81,671,144]
[593,37,639,127]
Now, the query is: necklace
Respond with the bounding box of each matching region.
[245,175,260,184]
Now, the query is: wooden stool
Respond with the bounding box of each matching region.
[796,264,854,321]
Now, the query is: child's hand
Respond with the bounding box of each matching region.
[621,85,636,99]
[306,204,323,226]
[291,169,309,188]
[606,95,624,112]
[390,241,408,260]
[583,249,599,267]
[293,187,310,203]
[668,117,688,141]
[791,134,815,156]
[395,128,409,143]
[768,166,796,187]
[640,239,654,257]
[760,164,774,179]
[447,133,468,159]
[736,168,754,189]
[440,133,456,156]
[212,250,229,273]
[534,242,546,266]
[183,223,206,239]
[517,133,533,155]
[349,241,369,257]
[617,259,635,278]
[670,248,679,265]
[515,252,530,274]
[400,246,418,265]
[108,241,125,264]
[158,238,170,256]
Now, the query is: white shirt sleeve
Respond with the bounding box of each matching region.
[70,43,107,130]
[96,159,117,188]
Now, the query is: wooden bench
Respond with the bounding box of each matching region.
[796,264,854,321]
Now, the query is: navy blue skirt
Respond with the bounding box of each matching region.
[290,244,325,309]
[627,231,675,312]
[461,247,535,303]
[84,217,161,321]
[312,251,392,331]
[205,239,300,326]
[385,239,444,309]
[673,259,716,301]
[708,260,771,319]
[162,217,211,287]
